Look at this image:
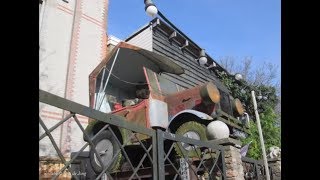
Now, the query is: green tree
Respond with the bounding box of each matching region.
[216,57,281,159]
[242,106,280,159]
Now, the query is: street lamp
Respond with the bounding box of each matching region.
[234,73,243,81]
[144,0,158,17]
[234,73,271,180]
[198,49,208,65]
[197,49,208,65]
[255,91,270,101]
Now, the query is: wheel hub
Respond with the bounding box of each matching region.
[94,139,114,167]
[181,131,200,151]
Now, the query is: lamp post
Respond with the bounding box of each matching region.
[235,73,271,180]
[251,90,271,180]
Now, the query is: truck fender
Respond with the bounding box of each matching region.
[168,110,213,131]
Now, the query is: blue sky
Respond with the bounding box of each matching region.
[108,0,280,77]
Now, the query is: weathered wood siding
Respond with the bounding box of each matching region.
[152,27,229,93]
[127,26,153,51]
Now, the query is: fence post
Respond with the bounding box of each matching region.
[268,158,281,180]
[152,130,158,180]
[156,129,165,180]
[254,162,260,180]
[208,138,245,180]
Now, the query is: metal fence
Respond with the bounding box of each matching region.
[39,90,226,180]
[242,157,273,180]
[156,130,226,180]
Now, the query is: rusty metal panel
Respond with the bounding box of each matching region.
[148,98,169,129]
[112,100,150,141]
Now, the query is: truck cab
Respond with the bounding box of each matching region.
[85,42,248,173]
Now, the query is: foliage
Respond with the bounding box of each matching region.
[214,63,281,159]
[241,107,281,159]
[218,57,279,90]
[215,70,278,118]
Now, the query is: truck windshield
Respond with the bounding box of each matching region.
[145,68,185,96]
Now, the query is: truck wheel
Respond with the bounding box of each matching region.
[89,130,122,173]
[174,121,207,158]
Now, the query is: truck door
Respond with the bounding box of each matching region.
[143,67,169,129]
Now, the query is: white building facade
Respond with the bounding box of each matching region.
[39,0,109,157]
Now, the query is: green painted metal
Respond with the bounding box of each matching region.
[156,129,165,180]
[39,90,154,136]
[39,89,247,179]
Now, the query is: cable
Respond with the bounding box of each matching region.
[103,67,148,86]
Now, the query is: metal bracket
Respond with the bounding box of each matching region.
[180,40,189,51]
[205,62,217,71]
[206,62,216,69]
[168,31,177,42]
[152,18,161,28]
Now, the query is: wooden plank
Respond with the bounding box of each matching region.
[152,31,221,82]
[153,33,229,92]
[161,73,195,89]
[216,116,249,133]
[153,49,208,85]
[208,138,241,146]
[153,44,228,92]
[153,40,213,82]
[153,48,209,84]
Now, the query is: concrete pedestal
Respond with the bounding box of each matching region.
[209,138,244,180]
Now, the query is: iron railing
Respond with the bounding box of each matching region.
[157,130,226,180]
[39,90,226,180]
[242,157,273,180]
[39,90,157,180]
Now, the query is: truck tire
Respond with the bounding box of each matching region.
[174,121,207,158]
[89,130,122,173]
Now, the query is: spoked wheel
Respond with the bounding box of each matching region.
[174,121,207,158]
[89,130,122,173]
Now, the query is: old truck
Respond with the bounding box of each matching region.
[84,42,249,173]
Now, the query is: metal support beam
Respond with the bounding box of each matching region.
[156,129,165,180]
[152,131,158,180]
[39,90,155,136]
[39,113,74,140]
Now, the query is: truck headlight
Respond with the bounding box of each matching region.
[200,82,220,104]
[233,98,244,116]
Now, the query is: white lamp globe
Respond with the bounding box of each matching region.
[206,120,230,140]
[146,5,158,17]
[199,56,207,65]
[235,73,243,81]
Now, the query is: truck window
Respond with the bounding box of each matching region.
[157,74,182,95]
[144,67,184,96]
[93,64,150,111]
[144,67,161,95]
